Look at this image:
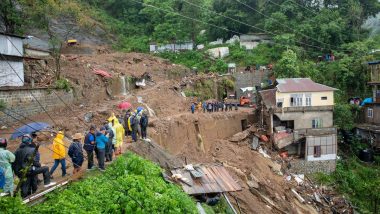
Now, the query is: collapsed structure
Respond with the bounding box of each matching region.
[259,78,338,173]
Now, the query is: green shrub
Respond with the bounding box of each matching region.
[55,78,72,92]
[116,35,150,53]
[313,157,380,214]
[0,100,6,111]
[0,153,197,213]
[33,153,197,213]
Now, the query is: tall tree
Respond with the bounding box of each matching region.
[0,0,22,34]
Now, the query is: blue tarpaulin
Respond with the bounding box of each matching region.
[11,122,50,139]
[361,97,373,106]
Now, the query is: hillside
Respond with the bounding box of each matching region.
[1,0,380,213]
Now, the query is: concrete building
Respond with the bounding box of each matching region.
[149,42,193,53]
[207,47,229,59]
[259,78,338,173]
[233,69,270,104]
[356,60,380,150]
[0,32,25,87]
[240,34,271,50]
[23,36,51,58]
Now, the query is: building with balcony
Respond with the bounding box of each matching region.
[356,60,380,151]
[259,78,338,173]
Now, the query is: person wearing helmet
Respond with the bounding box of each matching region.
[13,134,55,198]
[0,138,15,196]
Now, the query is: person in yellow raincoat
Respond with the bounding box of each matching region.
[108,113,124,156]
[50,131,67,177]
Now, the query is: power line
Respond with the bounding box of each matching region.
[0,25,103,127]
[178,0,325,50]
[0,53,58,125]
[134,0,326,55]
[267,0,319,17]
[1,113,143,208]
[0,52,96,152]
[230,0,338,50]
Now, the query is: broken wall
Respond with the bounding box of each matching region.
[233,71,268,101]
[149,112,254,157]
[0,88,74,124]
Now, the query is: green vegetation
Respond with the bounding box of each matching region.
[202,196,235,214]
[0,153,197,213]
[315,155,380,214]
[0,100,6,111]
[55,78,72,92]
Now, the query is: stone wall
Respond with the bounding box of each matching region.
[289,159,336,174]
[0,88,74,124]
[233,70,269,100]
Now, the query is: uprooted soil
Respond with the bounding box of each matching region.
[2,49,323,213]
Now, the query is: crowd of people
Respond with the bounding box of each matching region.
[0,108,149,198]
[191,100,239,114]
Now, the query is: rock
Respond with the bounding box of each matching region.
[84,112,93,123]
[251,136,259,150]
[247,180,259,189]
[270,162,283,176]
[229,129,250,142]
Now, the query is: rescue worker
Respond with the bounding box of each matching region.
[68,133,84,175]
[191,103,195,114]
[135,110,142,139]
[83,126,96,170]
[49,131,67,178]
[104,122,114,162]
[140,111,149,139]
[13,135,55,198]
[95,127,108,171]
[0,138,15,196]
[113,117,125,155]
[124,109,131,137]
[128,112,137,142]
[202,101,207,113]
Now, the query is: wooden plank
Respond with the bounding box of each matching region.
[171,166,241,195]
[202,167,222,193]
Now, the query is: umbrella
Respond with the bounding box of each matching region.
[118,101,132,110]
[11,122,50,140]
[137,106,144,113]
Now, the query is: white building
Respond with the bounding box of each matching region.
[149,42,194,53]
[0,32,25,87]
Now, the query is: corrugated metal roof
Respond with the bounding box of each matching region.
[368,60,380,65]
[276,78,337,93]
[171,165,241,195]
[259,89,276,108]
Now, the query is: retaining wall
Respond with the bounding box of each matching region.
[0,88,74,124]
[289,159,336,174]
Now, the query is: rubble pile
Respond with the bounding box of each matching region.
[226,125,354,213]
[285,175,353,213]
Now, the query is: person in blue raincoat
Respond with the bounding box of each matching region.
[191,103,195,114]
[68,133,84,175]
[0,138,15,196]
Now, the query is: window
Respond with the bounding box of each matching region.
[314,146,321,157]
[321,96,328,100]
[290,94,303,106]
[312,118,323,128]
[305,94,311,106]
[276,98,284,108]
[368,108,373,118]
